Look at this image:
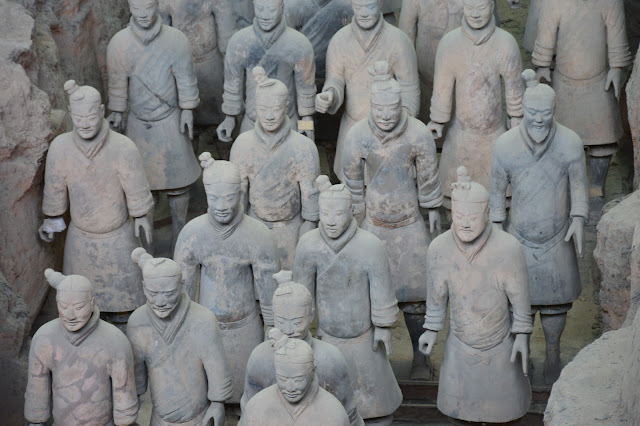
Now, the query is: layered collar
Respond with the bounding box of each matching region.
[253,16,287,50]
[255,115,292,152]
[452,221,492,263]
[207,204,245,240]
[60,306,100,347]
[519,120,557,161]
[278,375,319,421]
[130,14,163,45]
[367,109,409,144]
[319,217,358,253]
[145,292,190,345]
[72,119,110,160]
[461,15,496,46]
[351,13,385,53]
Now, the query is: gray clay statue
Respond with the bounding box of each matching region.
[315,0,420,181]
[490,70,589,384]
[174,153,280,403]
[342,61,443,380]
[239,335,351,426]
[234,0,255,28]
[107,0,201,252]
[39,81,153,322]
[241,270,363,426]
[127,248,233,425]
[293,176,402,425]
[419,167,533,423]
[25,270,139,426]
[217,0,317,142]
[229,68,320,269]
[427,0,524,210]
[532,0,632,218]
[522,0,541,52]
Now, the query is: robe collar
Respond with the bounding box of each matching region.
[351,13,385,53]
[253,16,287,50]
[319,217,358,253]
[60,305,101,347]
[519,120,557,161]
[145,292,190,345]
[461,15,496,46]
[255,116,292,152]
[72,119,110,160]
[367,109,409,144]
[207,204,245,240]
[130,14,163,45]
[277,375,320,421]
[452,221,492,263]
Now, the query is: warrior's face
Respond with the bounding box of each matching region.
[129,0,158,29]
[57,292,94,332]
[70,102,104,140]
[352,0,381,30]
[205,182,241,224]
[276,361,315,404]
[451,201,488,243]
[319,197,352,239]
[256,93,288,132]
[523,98,555,143]
[143,276,182,319]
[254,0,284,32]
[463,0,493,30]
[371,92,402,132]
[274,306,312,339]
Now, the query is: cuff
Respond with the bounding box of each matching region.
[261,304,274,326]
[531,42,554,67]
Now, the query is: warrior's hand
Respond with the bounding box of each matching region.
[426,121,444,139]
[510,333,529,377]
[428,208,441,233]
[315,90,335,114]
[107,111,124,132]
[134,212,153,246]
[298,220,317,241]
[565,216,584,257]
[38,217,66,243]
[217,115,236,143]
[202,402,225,426]
[508,116,522,129]
[536,67,552,83]
[373,326,393,356]
[419,330,437,356]
[605,68,623,99]
[507,0,520,9]
[180,110,194,140]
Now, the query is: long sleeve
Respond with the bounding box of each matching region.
[125,328,149,396]
[294,38,318,117]
[398,0,418,46]
[531,0,558,68]
[606,0,633,68]
[424,246,448,331]
[395,36,421,117]
[221,36,246,116]
[42,143,68,217]
[568,139,589,219]
[342,134,365,207]
[415,133,443,208]
[118,141,154,218]
[251,232,281,326]
[24,337,51,424]
[212,0,237,54]
[368,241,399,328]
[240,347,267,412]
[292,237,318,313]
[158,0,172,25]
[501,37,524,118]
[202,318,234,402]
[229,141,250,211]
[173,35,200,110]
[174,234,200,300]
[502,244,534,334]
[107,37,129,113]
[489,147,509,223]
[298,144,321,222]
[429,42,455,123]
[110,336,139,426]
[322,37,346,115]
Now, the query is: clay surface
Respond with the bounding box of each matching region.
[522,0,541,52]
[627,49,640,190]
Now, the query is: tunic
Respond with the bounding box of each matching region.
[159,0,236,125]
[431,17,524,203]
[43,122,154,312]
[221,18,316,133]
[25,307,138,426]
[241,334,363,426]
[490,122,588,306]
[230,118,320,269]
[425,226,533,422]
[107,16,201,190]
[174,210,279,403]
[239,377,350,426]
[323,15,420,180]
[126,293,233,425]
[293,220,402,419]
[532,0,633,146]
[342,112,443,303]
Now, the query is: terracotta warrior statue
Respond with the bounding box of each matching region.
[127,248,233,425]
[217,0,316,142]
[230,68,320,269]
[316,0,420,181]
[39,80,153,326]
[419,167,533,423]
[174,152,280,403]
[427,0,524,210]
[25,270,138,426]
[107,0,200,252]
[234,0,255,28]
[294,176,402,425]
[241,270,363,426]
[240,335,351,425]
[532,0,632,220]
[342,61,442,380]
[490,70,589,384]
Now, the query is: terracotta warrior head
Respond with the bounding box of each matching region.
[522,69,556,143]
[369,61,402,132]
[272,270,314,339]
[270,331,316,403]
[253,0,284,32]
[317,175,353,240]
[352,0,382,30]
[132,248,182,319]
[128,0,159,29]
[199,152,242,224]
[450,166,489,243]
[254,66,289,133]
[64,80,104,141]
[462,0,494,30]
[45,269,95,332]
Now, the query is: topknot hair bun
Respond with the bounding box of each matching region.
[522,69,538,88]
[315,175,332,192]
[199,152,215,169]
[64,80,79,96]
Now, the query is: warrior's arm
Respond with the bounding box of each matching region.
[396,38,421,117]
[107,39,129,113]
[229,144,250,211]
[398,0,419,46]
[531,2,559,68]
[605,0,633,69]
[173,35,200,110]
[568,140,589,220]
[42,145,68,218]
[251,235,281,327]
[342,134,366,213]
[173,235,200,301]
[424,248,448,331]
[240,348,265,412]
[125,329,149,397]
[293,238,318,315]
[212,0,237,54]
[489,147,509,223]
[503,245,534,334]
[294,39,318,118]
[298,146,321,223]
[429,44,454,124]
[119,146,154,218]
[415,133,443,209]
[221,38,246,117]
[110,337,139,425]
[202,318,234,403]
[321,38,346,114]
[158,0,172,25]
[24,339,52,424]
[369,241,399,328]
[501,38,525,119]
